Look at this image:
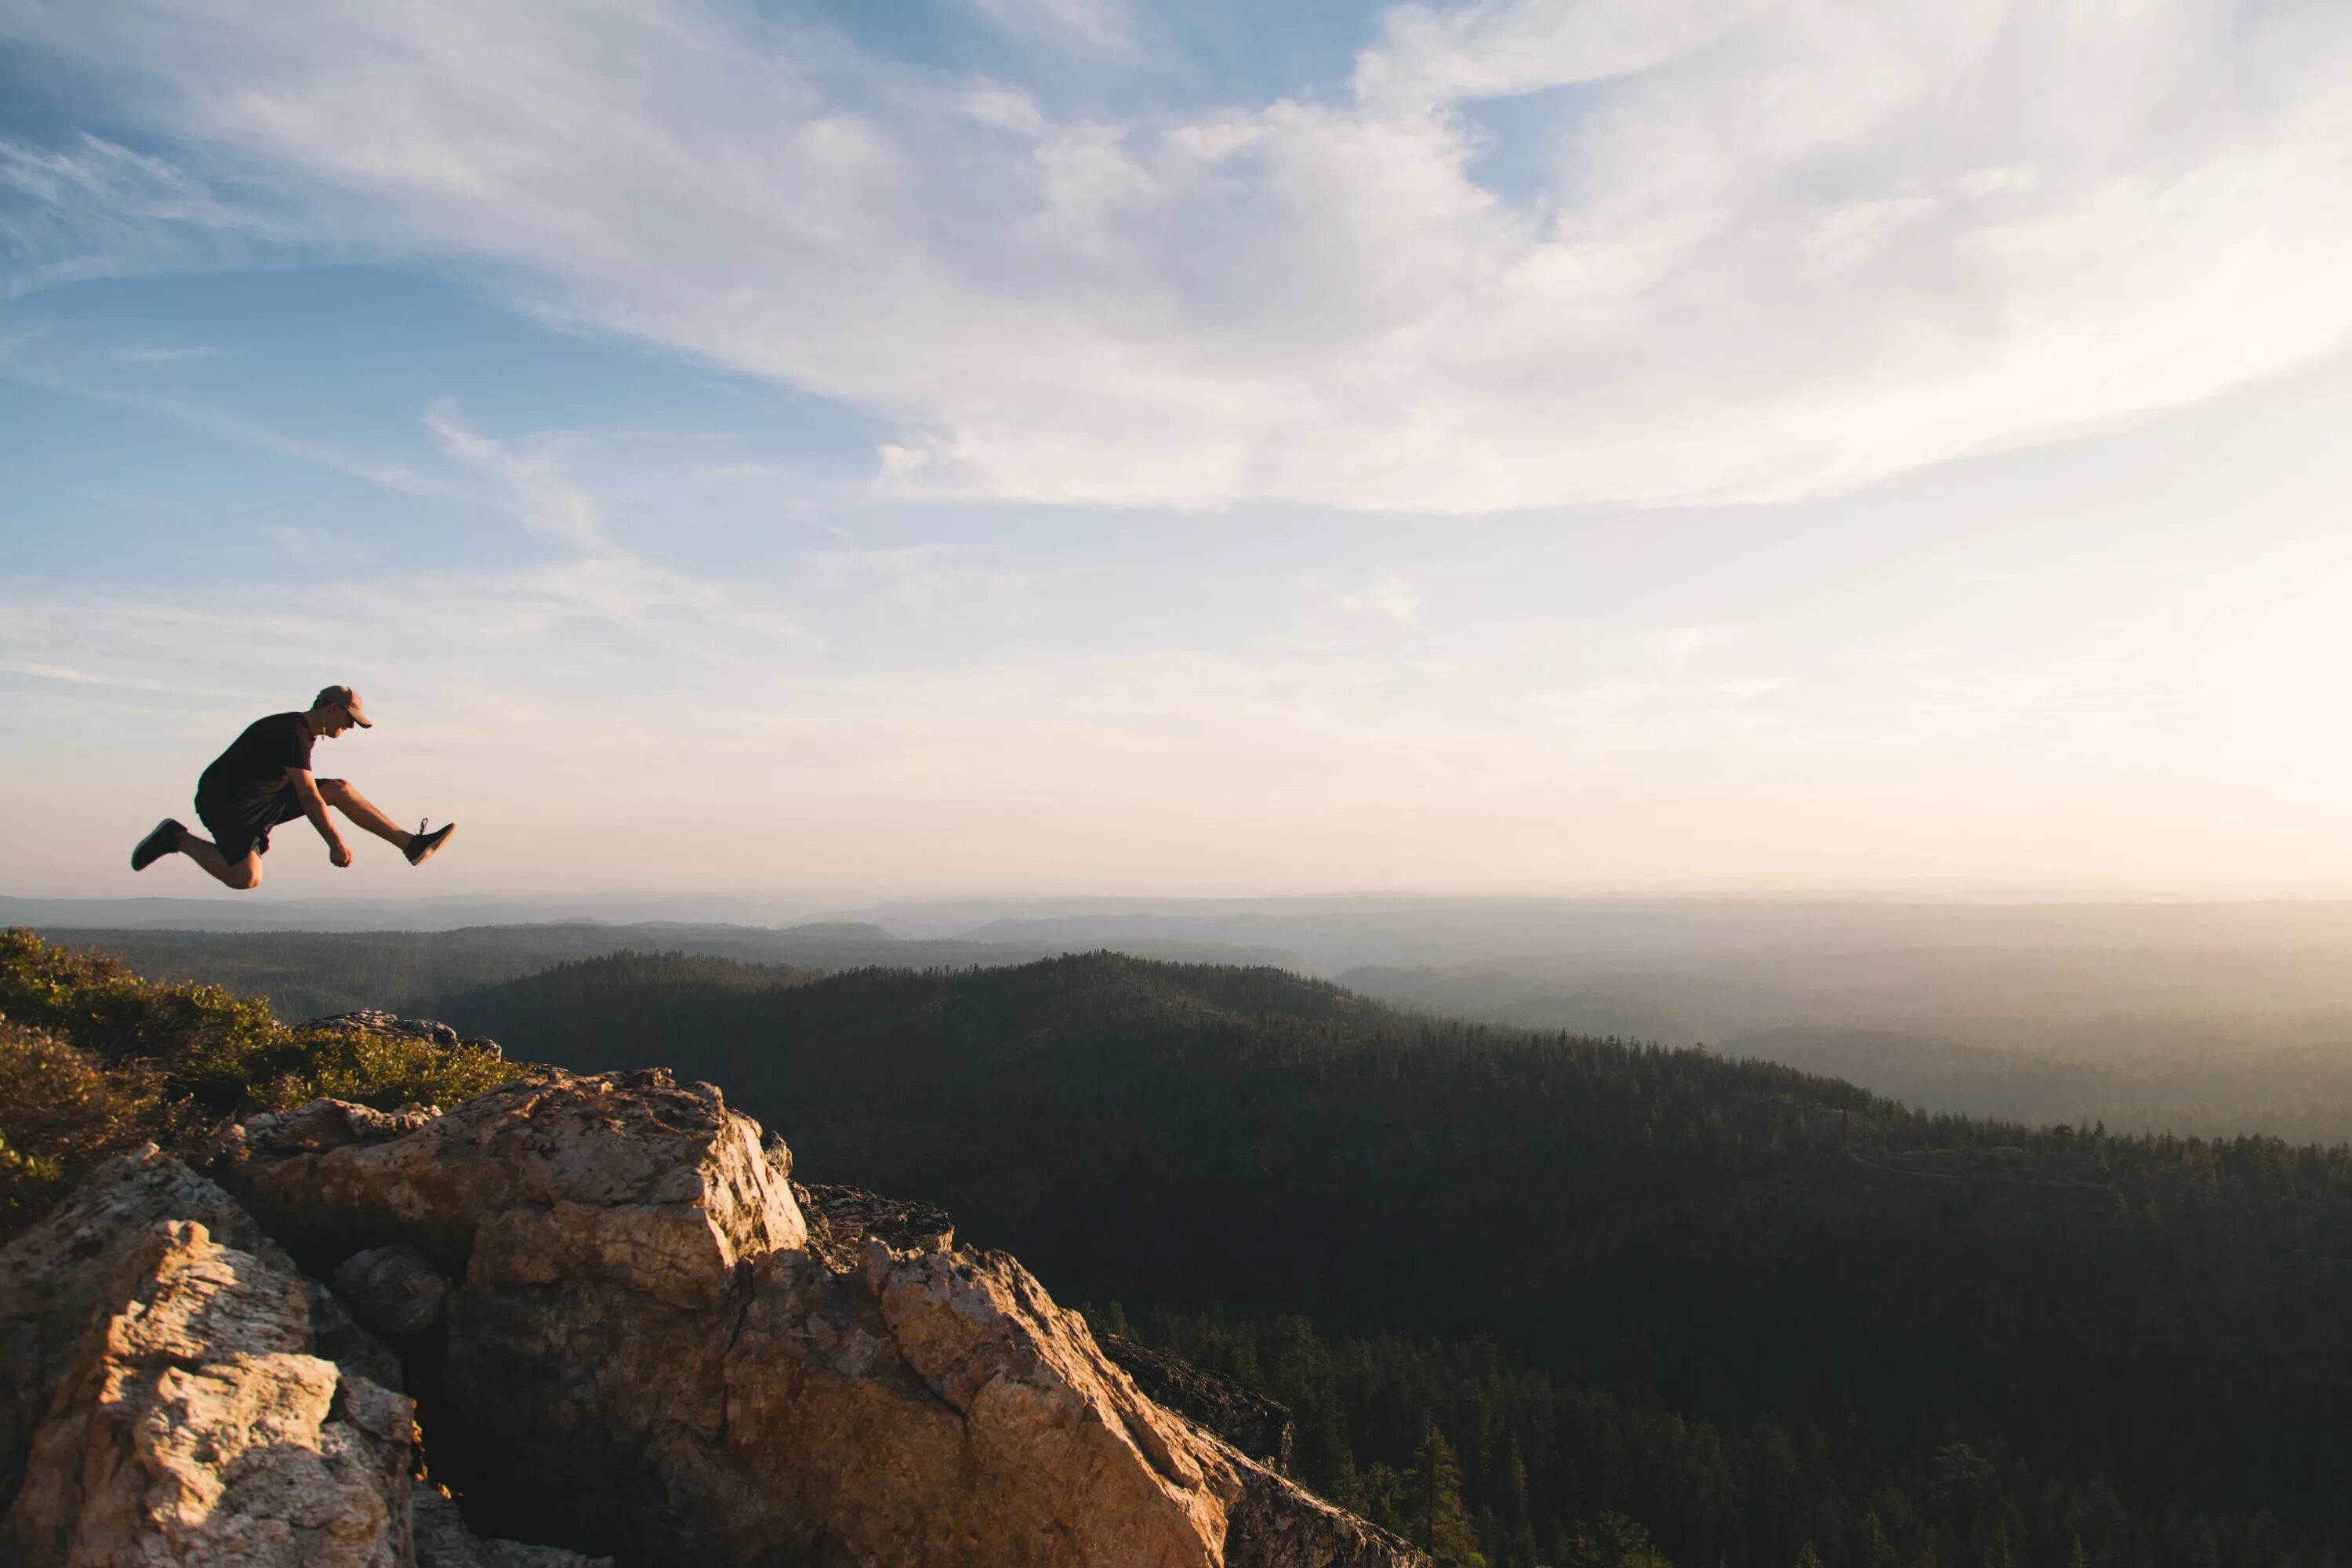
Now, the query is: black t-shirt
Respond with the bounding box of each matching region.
[196,713,314,804]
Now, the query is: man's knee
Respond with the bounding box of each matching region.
[227,858,263,891]
[315,777,349,800]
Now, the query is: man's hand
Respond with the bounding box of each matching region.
[289,767,350,867]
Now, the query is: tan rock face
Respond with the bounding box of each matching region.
[223,1071,804,1310]
[215,1069,1422,1568]
[0,1145,400,1528]
[0,1150,671,1568]
[2,1204,416,1566]
[0,1077,1415,1566]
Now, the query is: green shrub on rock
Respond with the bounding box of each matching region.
[0,1020,167,1236]
[0,927,525,1240]
[246,1023,513,1114]
[1,927,279,1111]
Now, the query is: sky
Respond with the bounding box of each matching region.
[3,0,2351,902]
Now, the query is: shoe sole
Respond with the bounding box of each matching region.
[408,825,456,866]
[131,819,182,872]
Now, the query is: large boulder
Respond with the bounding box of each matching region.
[0,1149,413,1567]
[220,1070,803,1308]
[0,1149,618,1568]
[214,1069,1421,1568]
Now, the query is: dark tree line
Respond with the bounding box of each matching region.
[1093,1303,2328,1568]
[34,924,829,1022]
[434,949,2352,1555]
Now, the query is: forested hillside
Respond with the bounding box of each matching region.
[1093,1305,2325,1568]
[55,916,2352,1139]
[442,950,2352,1560]
[34,922,1294,1020]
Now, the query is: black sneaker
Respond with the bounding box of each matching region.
[406,819,456,866]
[131,818,186,871]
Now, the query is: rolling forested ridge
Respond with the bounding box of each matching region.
[435,949,2352,1567]
[11,929,2350,1566]
[26,920,1285,1022]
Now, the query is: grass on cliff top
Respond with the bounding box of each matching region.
[0,927,523,1240]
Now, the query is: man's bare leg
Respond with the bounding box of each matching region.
[316,778,416,850]
[177,832,262,890]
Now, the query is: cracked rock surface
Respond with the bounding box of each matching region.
[0,1152,622,1568]
[0,1151,413,1567]
[2,1071,1418,1566]
[217,1068,1423,1567]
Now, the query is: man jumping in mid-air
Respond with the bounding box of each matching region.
[130,684,455,889]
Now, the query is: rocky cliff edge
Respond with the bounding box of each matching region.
[0,1066,1423,1568]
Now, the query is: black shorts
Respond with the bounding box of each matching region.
[195,784,305,861]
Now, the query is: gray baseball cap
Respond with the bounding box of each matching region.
[314,684,373,727]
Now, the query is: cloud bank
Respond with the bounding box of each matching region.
[5,0,2350,509]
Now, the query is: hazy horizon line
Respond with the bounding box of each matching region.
[25,881,2352,912]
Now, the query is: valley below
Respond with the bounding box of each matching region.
[7,907,2352,1567]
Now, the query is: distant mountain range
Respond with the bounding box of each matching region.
[1,893,846,931]
[23,919,1305,1022]
[30,893,2352,1141]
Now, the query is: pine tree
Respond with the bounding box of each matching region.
[1564,1512,1674,1568]
[1403,1421,1487,1566]
[1862,1510,1897,1568]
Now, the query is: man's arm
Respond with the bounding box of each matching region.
[288,768,352,866]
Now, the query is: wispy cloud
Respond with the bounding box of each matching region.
[795,540,1045,619]
[5,0,2347,510]
[0,367,468,499]
[0,325,811,686]
[0,658,244,696]
[0,131,309,296]
[111,343,229,363]
[953,0,1145,58]
[425,401,611,552]
[414,404,809,645]
[1650,626,1752,671]
[259,521,332,562]
[1340,572,1423,630]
